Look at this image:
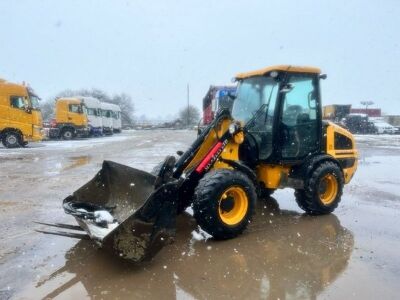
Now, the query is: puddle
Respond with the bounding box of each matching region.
[16,200,354,299]
[62,156,92,171]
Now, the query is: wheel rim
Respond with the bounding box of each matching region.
[318,174,338,205]
[7,134,17,145]
[218,186,248,225]
[64,131,72,138]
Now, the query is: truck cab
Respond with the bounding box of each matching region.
[50,98,89,140]
[81,97,103,136]
[0,79,43,148]
[100,102,114,135]
[109,103,122,133]
[202,85,236,126]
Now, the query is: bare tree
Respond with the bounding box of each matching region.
[178,105,200,127]
[107,93,135,125]
[40,99,56,121]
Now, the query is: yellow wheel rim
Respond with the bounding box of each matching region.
[218,186,248,225]
[318,174,338,205]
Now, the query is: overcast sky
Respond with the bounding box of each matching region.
[0,0,399,118]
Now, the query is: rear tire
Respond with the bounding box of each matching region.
[2,131,22,148]
[295,161,343,215]
[193,169,256,239]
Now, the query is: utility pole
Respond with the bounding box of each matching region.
[187,83,190,127]
[360,101,374,116]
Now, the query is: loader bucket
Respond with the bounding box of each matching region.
[63,160,179,263]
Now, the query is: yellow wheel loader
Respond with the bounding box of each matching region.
[48,65,358,263]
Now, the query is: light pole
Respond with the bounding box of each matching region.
[360,101,374,115]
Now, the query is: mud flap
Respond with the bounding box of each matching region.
[63,160,179,263]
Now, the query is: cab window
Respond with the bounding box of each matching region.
[10,96,26,109]
[69,104,82,113]
[87,108,98,116]
[280,75,319,159]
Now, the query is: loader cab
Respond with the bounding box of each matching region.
[232,66,322,165]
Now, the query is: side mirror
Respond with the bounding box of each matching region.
[280,83,293,94]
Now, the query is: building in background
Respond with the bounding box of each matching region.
[350,108,381,117]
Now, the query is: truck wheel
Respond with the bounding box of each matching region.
[193,169,256,239]
[2,131,22,148]
[295,161,343,215]
[61,128,74,140]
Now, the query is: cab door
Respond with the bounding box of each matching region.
[279,74,321,161]
[8,95,33,136]
[67,104,86,126]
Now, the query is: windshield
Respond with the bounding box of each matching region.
[29,95,41,110]
[113,111,120,119]
[102,110,112,118]
[232,76,279,123]
[87,108,98,116]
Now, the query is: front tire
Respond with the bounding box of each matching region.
[193,169,256,239]
[2,131,22,148]
[61,128,74,140]
[295,161,343,215]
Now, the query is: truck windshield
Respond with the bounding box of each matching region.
[87,108,98,116]
[232,76,279,123]
[113,111,120,119]
[102,110,112,118]
[29,95,41,110]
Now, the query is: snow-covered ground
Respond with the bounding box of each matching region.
[0,132,132,154]
[0,130,400,300]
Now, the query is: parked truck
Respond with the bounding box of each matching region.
[100,102,114,135]
[341,113,377,134]
[109,103,122,133]
[202,85,236,125]
[81,97,103,136]
[0,79,43,148]
[322,104,352,122]
[49,97,89,140]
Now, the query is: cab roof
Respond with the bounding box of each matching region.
[56,97,82,105]
[235,65,321,80]
[0,79,28,95]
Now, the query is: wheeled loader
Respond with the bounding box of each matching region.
[55,65,358,263]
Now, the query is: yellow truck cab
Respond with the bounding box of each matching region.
[0,78,43,148]
[49,97,89,140]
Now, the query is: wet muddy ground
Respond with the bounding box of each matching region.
[0,131,400,299]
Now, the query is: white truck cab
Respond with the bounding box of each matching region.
[100,102,114,135]
[81,97,102,136]
[109,103,122,133]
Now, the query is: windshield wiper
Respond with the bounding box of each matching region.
[244,103,268,131]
